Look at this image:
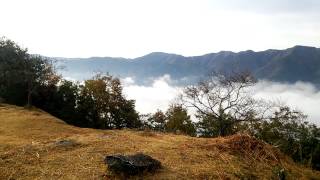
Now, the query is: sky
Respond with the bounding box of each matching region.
[0,0,319,58]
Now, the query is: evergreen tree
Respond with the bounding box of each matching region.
[165,104,196,136]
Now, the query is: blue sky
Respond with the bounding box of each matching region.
[0,0,319,58]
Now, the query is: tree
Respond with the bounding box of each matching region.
[180,71,262,137]
[143,110,166,131]
[0,37,60,106]
[24,55,60,107]
[77,74,140,129]
[253,106,320,170]
[53,80,79,124]
[107,77,140,128]
[165,104,196,136]
[0,37,29,105]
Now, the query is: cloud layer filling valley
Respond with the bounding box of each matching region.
[123,76,320,125]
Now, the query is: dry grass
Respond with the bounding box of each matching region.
[0,104,319,180]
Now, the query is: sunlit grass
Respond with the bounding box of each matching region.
[0,104,319,179]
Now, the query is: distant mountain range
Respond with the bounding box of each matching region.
[56,45,320,85]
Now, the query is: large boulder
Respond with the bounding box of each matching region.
[104,153,161,176]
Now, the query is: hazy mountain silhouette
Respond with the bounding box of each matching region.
[57,46,320,85]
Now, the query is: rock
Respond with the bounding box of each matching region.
[105,153,161,176]
[54,139,79,148]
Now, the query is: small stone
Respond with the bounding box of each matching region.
[54,139,78,148]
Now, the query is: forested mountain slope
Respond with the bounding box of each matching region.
[57,46,320,85]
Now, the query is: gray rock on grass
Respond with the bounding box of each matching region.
[105,153,161,176]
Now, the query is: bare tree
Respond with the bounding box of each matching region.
[180,71,266,136]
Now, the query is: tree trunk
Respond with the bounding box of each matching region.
[27,80,32,108]
[27,91,32,108]
[218,117,225,136]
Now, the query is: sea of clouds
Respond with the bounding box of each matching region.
[122,75,320,126]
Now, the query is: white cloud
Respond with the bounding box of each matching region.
[123,77,320,125]
[253,81,320,125]
[121,77,135,86]
[123,75,181,114]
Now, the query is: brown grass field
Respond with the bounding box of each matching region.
[0,104,319,179]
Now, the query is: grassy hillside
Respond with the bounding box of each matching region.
[0,104,319,179]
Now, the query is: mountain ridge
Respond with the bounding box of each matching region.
[56,45,320,85]
[56,45,319,60]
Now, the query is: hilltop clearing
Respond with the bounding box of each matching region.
[0,104,319,179]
